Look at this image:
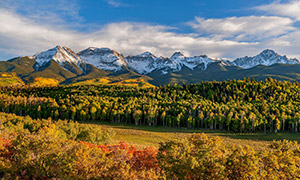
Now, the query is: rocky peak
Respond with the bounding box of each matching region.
[137,51,156,58]
[125,52,157,74]
[78,47,126,72]
[170,52,185,59]
[259,49,278,58]
[232,49,299,69]
[34,45,83,69]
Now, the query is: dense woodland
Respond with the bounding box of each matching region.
[0,78,300,133]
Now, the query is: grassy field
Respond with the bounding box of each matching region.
[91,122,300,151]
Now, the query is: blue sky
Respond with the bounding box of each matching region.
[79,0,272,26]
[1,0,300,60]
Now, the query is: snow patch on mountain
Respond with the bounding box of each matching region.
[169,52,214,71]
[183,55,213,70]
[34,46,81,66]
[125,51,216,74]
[156,56,181,72]
[126,52,157,74]
[78,47,126,72]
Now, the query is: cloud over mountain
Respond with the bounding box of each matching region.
[256,0,300,21]
[1,0,300,61]
[189,16,295,41]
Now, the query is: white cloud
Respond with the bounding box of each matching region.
[0,0,83,24]
[84,22,260,58]
[262,30,300,58]
[256,0,300,21]
[0,9,258,60]
[189,16,295,41]
[2,0,300,61]
[105,0,129,7]
[0,9,82,55]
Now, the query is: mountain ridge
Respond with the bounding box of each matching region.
[27,45,300,75]
[230,49,300,69]
[1,45,300,86]
[76,46,300,75]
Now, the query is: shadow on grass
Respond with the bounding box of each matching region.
[82,121,300,142]
[217,132,300,142]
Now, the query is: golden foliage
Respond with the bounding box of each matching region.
[0,72,24,86]
[31,77,60,86]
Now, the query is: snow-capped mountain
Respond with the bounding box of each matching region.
[126,52,157,74]
[78,47,126,72]
[231,49,300,69]
[34,46,84,71]
[76,47,216,74]
[4,46,300,86]
[125,51,216,74]
[156,56,181,74]
[29,46,300,76]
[171,52,214,70]
[153,52,215,74]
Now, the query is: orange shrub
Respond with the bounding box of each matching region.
[0,127,164,179]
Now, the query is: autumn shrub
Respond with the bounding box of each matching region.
[0,113,115,144]
[3,125,77,179]
[0,113,49,134]
[158,133,300,180]
[0,137,13,178]
[0,124,164,179]
[99,128,115,144]
[260,140,300,179]
[73,141,163,179]
[225,145,260,179]
[55,120,109,144]
[158,133,227,179]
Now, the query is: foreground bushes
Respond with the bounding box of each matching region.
[158,134,300,180]
[0,126,162,179]
[158,134,226,179]
[1,113,300,179]
[0,113,115,144]
[1,132,300,179]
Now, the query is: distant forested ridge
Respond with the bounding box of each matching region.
[0,77,300,133]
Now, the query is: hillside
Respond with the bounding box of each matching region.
[0,72,24,86]
[149,62,300,85]
[2,46,300,86]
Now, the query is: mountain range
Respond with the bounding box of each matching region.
[1,45,300,86]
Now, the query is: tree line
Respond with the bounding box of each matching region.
[1,78,300,132]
